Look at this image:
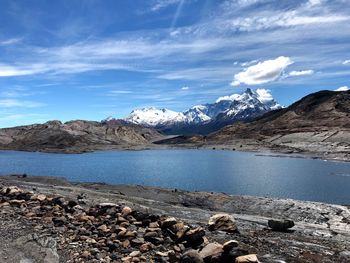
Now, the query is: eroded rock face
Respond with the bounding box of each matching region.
[208,213,238,233]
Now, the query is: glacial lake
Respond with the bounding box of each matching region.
[0,149,349,205]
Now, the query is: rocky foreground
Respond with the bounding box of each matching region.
[0,176,349,263]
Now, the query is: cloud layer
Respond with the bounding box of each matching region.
[232,57,293,86]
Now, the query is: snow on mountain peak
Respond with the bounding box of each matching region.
[126,107,186,126]
[124,88,281,128]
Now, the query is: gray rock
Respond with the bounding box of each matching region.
[181,250,204,263]
[268,219,295,232]
[208,213,238,233]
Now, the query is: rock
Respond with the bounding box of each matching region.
[161,217,178,229]
[51,196,65,206]
[235,254,260,263]
[2,186,23,195]
[268,219,295,232]
[98,224,109,232]
[77,213,94,222]
[156,251,168,257]
[53,216,66,226]
[339,250,350,259]
[122,240,130,248]
[199,242,223,259]
[183,227,205,247]
[122,206,132,216]
[181,250,204,263]
[208,214,238,233]
[149,222,160,228]
[223,240,239,252]
[67,200,78,207]
[129,251,141,257]
[81,250,91,258]
[130,238,144,246]
[36,194,47,202]
[144,233,164,245]
[139,242,152,252]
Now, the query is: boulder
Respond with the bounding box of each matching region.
[199,242,223,259]
[223,240,239,252]
[183,227,205,247]
[268,219,295,232]
[161,217,178,229]
[208,214,238,233]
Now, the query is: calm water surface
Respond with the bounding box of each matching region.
[0,150,349,205]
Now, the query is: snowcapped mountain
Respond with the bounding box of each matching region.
[124,88,281,134]
[126,107,187,126]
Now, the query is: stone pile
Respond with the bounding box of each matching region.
[0,186,261,262]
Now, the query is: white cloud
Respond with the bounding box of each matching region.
[307,0,323,6]
[231,56,293,86]
[0,99,45,108]
[343,60,350,65]
[288,69,314,76]
[0,38,230,78]
[335,86,349,91]
[181,86,189,90]
[229,11,350,32]
[0,38,22,46]
[255,88,273,103]
[151,0,182,11]
[0,63,47,77]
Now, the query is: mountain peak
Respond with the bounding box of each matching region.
[245,88,253,95]
[124,89,281,133]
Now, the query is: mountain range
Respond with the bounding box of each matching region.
[125,88,282,135]
[0,89,348,160]
[156,89,350,160]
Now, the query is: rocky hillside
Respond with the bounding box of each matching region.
[209,90,350,139]
[157,90,350,160]
[0,119,162,153]
[125,89,281,135]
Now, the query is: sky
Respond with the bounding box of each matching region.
[0,0,349,127]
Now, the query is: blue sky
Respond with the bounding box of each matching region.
[0,0,349,127]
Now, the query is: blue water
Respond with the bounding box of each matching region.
[0,150,349,205]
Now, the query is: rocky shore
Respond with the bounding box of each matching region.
[0,175,349,262]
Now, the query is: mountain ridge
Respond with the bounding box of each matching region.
[124,88,282,135]
[156,89,350,161]
[0,119,162,153]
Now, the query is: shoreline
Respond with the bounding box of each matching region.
[2,173,350,207]
[0,175,349,262]
[1,142,350,163]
